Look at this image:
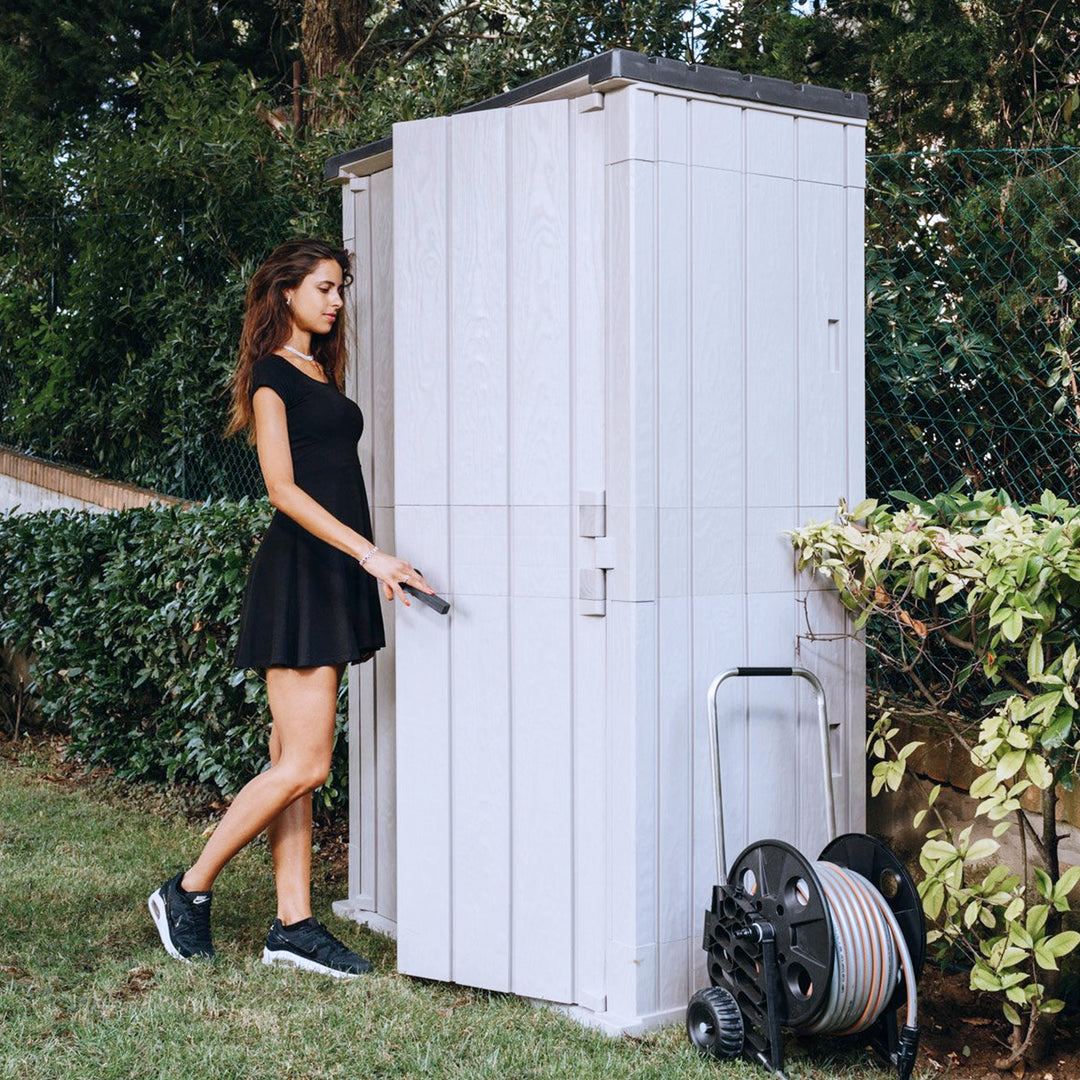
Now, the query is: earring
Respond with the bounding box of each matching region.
[286,296,292,306]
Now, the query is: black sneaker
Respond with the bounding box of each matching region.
[148,872,215,961]
[262,917,372,979]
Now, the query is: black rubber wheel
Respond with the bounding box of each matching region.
[686,986,744,1060]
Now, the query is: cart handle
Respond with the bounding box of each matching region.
[707,667,836,886]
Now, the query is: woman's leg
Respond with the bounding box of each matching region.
[181,665,339,895]
[266,789,313,924]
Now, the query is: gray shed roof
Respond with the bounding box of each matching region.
[324,48,868,181]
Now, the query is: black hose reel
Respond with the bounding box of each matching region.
[686,668,925,1080]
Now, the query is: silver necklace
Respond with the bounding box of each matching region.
[282,343,315,363]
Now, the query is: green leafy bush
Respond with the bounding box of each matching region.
[0,499,348,814]
[792,489,1080,1069]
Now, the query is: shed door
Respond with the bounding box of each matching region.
[392,96,608,1007]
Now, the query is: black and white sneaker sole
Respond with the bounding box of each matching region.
[261,947,365,979]
[148,889,187,962]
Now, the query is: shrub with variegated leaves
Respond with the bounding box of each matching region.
[792,488,1080,1070]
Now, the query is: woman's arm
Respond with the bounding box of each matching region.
[253,386,431,604]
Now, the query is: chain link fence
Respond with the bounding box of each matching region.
[866,147,1080,504]
[0,208,263,502]
[0,362,262,502]
[5,149,1080,504]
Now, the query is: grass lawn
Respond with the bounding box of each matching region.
[0,745,908,1080]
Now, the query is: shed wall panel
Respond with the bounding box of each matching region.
[657,93,688,164]
[689,100,742,172]
[657,595,692,1004]
[745,174,796,507]
[451,505,509,596]
[394,509,452,978]
[571,606,608,1011]
[510,596,575,1000]
[797,181,848,507]
[846,187,867,504]
[691,594,748,891]
[796,117,846,186]
[449,110,509,507]
[572,101,608,498]
[744,594,799,847]
[510,102,572,508]
[450,593,512,990]
[394,118,450,506]
[342,174,399,926]
[690,165,744,511]
[604,598,659,1020]
[606,159,656,522]
[745,109,794,179]
[370,169,396,515]
[745,505,797,593]
[605,83,656,165]
[570,100,609,1012]
[657,160,690,509]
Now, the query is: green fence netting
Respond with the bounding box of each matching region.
[866,147,1080,504]
[5,148,1080,504]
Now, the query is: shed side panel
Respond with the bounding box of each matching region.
[369,168,399,921]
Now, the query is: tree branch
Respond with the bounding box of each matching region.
[399,2,482,66]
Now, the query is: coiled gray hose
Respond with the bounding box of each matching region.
[799,862,919,1036]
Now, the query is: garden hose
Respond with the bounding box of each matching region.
[801,861,920,1076]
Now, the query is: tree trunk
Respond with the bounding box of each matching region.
[300,0,370,81]
[299,0,371,130]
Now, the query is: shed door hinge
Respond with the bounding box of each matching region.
[579,491,610,616]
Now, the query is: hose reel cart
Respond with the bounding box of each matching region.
[686,668,925,1080]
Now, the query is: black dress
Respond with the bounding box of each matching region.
[234,354,385,670]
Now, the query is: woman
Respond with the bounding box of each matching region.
[149,238,432,978]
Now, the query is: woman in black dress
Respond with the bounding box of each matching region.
[149,238,432,977]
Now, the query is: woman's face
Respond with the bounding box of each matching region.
[286,258,344,337]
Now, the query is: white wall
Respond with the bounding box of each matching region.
[0,446,177,514]
[0,474,102,513]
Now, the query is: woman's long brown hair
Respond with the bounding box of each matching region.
[226,238,353,442]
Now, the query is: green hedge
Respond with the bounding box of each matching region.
[0,499,348,813]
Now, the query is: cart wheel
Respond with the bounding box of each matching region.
[686,986,744,1060]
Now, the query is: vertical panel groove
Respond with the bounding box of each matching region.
[683,93,695,986]
[444,120,456,980]
[739,105,750,849]
[652,89,661,1011]
[793,123,801,841]
[566,99,578,1003]
[505,107,515,992]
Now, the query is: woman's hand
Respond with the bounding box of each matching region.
[360,550,435,605]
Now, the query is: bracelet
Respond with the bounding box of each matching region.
[359,545,379,568]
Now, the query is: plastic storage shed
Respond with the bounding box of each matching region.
[327,50,868,1034]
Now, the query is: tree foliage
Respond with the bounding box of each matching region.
[701,1,1080,152]
[865,149,1080,503]
[4,2,1080,492]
